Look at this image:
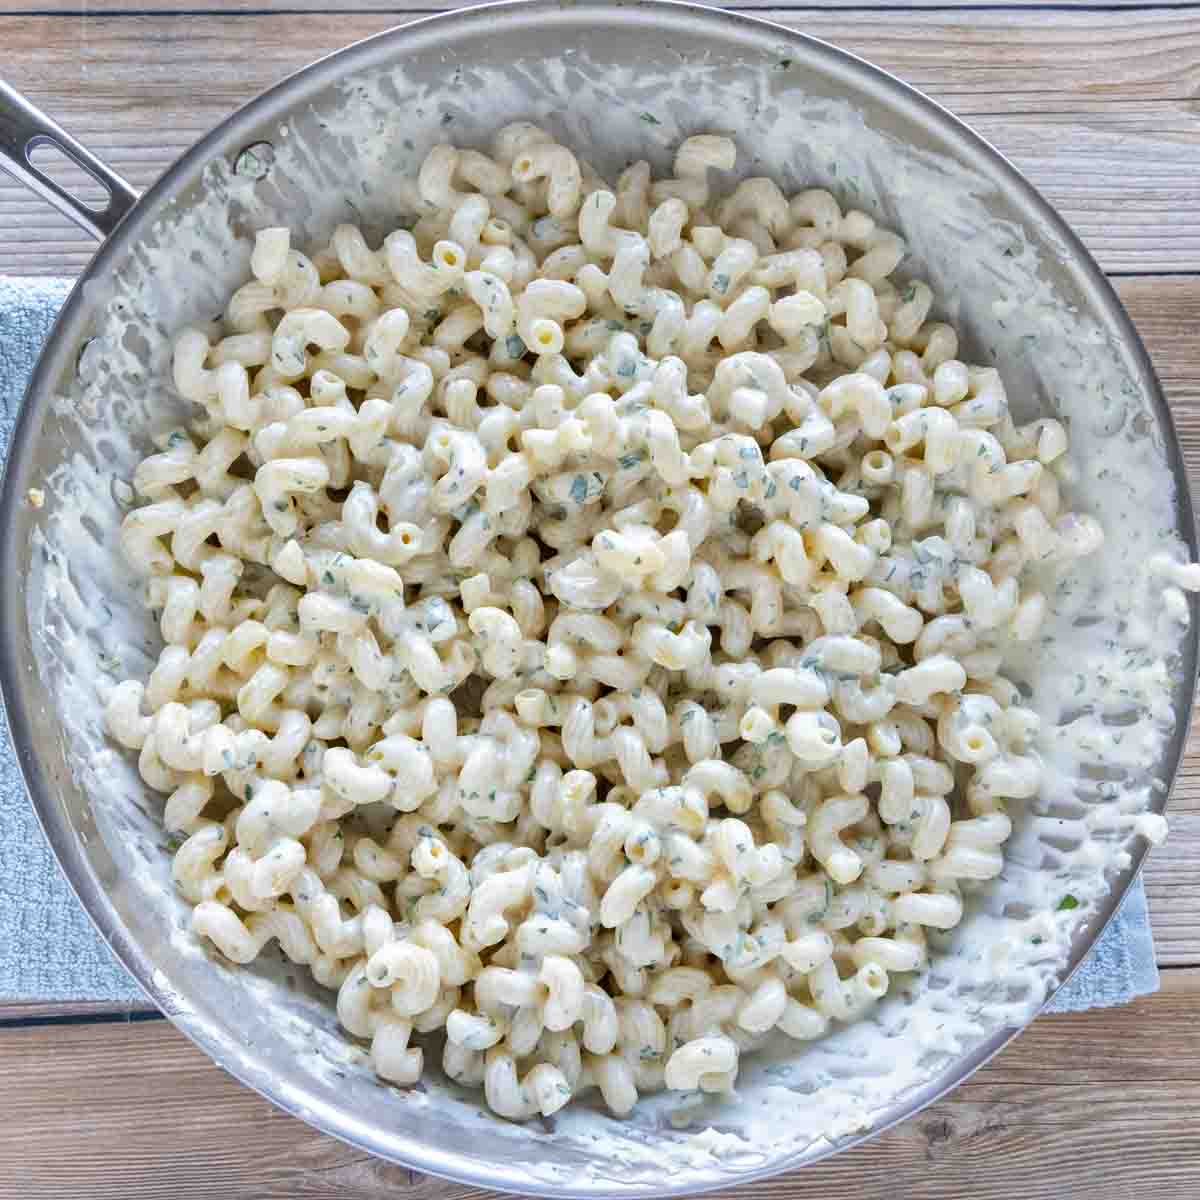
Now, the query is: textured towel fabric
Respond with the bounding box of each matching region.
[0,277,145,1003]
[0,276,1160,1011]
[1046,874,1158,1013]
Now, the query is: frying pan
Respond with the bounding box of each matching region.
[0,2,1195,1193]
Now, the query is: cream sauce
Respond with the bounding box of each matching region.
[20,30,1195,1188]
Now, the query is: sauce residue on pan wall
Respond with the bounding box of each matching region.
[19,30,1196,1186]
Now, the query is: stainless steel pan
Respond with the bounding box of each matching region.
[0,2,1195,1194]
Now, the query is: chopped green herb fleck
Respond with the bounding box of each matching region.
[234,141,275,180]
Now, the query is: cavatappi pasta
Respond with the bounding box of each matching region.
[104,127,1168,1119]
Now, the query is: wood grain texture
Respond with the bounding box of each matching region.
[0,969,1196,1199]
[0,999,149,1020]
[3,10,1200,273]
[1127,275,1200,479]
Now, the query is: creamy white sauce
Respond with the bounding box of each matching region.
[20,29,1194,1189]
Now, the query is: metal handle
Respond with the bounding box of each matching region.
[0,78,138,241]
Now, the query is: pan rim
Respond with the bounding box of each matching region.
[1,1,1195,1193]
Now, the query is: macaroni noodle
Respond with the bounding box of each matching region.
[106,127,1188,1120]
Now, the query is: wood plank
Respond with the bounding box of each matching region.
[0,999,151,1021]
[9,9,1199,120]
[2,10,1200,273]
[1145,814,1200,967]
[1123,276,1200,504]
[0,969,1196,1199]
[1146,659,1200,967]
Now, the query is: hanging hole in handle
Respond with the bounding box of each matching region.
[27,135,112,214]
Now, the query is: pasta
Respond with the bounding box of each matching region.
[103,127,1175,1121]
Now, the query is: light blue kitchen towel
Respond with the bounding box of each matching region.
[0,275,1160,1011]
[1,277,144,1004]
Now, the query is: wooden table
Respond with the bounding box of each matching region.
[2,2,1199,1196]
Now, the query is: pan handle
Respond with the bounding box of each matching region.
[0,78,139,241]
